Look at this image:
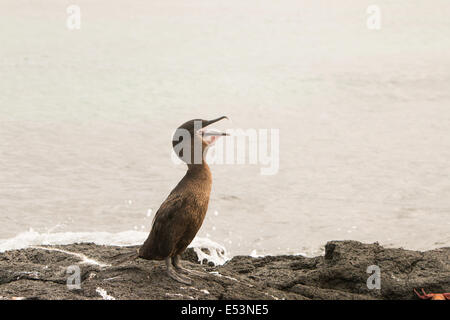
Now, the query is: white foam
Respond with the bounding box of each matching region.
[0,229,147,252]
[0,229,230,265]
[96,287,115,300]
[165,293,194,299]
[249,249,265,258]
[209,271,238,282]
[31,246,110,267]
[189,237,230,266]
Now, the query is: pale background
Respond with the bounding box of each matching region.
[1,0,449,255]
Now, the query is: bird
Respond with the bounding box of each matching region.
[138,116,229,284]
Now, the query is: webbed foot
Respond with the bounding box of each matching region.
[173,255,207,277]
[165,257,192,284]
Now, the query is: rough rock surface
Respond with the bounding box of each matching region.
[0,241,448,300]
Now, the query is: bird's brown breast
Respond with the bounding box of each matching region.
[139,164,213,259]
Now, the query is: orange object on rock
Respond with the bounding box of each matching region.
[414,288,450,300]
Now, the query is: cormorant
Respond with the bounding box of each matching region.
[138,116,229,284]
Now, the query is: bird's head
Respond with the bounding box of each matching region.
[172,116,229,165]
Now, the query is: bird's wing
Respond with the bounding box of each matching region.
[151,192,186,228]
[141,192,189,258]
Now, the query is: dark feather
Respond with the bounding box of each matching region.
[138,166,212,260]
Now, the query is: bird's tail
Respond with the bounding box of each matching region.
[110,248,140,265]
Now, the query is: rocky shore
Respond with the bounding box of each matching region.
[0,240,448,300]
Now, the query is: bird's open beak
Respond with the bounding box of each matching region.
[203,116,229,127]
[199,116,229,144]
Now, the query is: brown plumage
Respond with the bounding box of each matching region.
[139,164,212,260]
[138,117,228,284]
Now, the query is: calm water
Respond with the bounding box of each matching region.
[1,0,450,255]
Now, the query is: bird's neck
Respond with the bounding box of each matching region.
[186,162,212,182]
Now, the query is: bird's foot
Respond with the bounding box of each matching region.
[167,268,192,285]
[172,254,207,277]
[175,266,207,277]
